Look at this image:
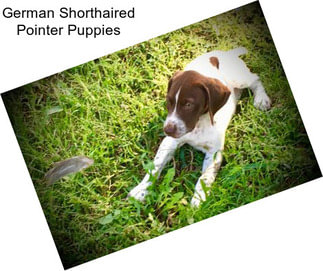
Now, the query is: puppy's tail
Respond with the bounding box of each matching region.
[229,47,248,56]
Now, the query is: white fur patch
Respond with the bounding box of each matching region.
[163,87,188,136]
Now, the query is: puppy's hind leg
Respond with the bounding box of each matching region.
[221,52,271,111]
[128,136,180,201]
[249,76,271,111]
[191,151,223,207]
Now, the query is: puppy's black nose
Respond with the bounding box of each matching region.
[164,123,177,136]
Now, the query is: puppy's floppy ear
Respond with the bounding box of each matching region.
[167,71,183,93]
[202,78,231,125]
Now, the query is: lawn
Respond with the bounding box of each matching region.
[2,2,321,269]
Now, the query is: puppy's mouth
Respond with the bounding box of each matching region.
[164,132,183,139]
[163,124,193,138]
[163,114,194,138]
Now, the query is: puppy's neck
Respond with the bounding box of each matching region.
[194,113,213,130]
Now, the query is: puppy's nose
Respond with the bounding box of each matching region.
[164,123,177,136]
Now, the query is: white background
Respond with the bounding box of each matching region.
[0,0,322,270]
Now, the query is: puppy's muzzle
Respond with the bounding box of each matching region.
[163,123,177,137]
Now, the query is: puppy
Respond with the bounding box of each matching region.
[128,47,271,207]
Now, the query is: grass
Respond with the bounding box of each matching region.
[2,2,321,269]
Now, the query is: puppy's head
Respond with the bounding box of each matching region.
[163,70,231,138]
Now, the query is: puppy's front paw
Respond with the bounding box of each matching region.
[127,185,148,201]
[127,174,152,201]
[190,196,202,208]
[190,191,206,208]
[254,93,271,111]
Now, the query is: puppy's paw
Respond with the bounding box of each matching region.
[127,186,148,201]
[254,93,271,111]
[190,196,202,208]
[127,174,151,201]
[190,191,206,208]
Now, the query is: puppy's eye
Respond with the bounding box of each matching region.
[184,102,192,108]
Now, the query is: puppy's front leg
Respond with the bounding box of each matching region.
[128,136,180,201]
[191,151,223,207]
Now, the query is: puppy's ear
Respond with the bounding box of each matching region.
[203,78,231,125]
[167,71,183,93]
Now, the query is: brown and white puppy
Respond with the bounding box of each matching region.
[128,47,271,207]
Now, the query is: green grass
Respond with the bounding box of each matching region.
[2,2,321,269]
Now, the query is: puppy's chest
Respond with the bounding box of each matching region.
[181,120,222,153]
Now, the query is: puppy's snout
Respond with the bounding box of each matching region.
[164,123,177,136]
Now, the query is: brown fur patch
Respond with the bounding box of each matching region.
[165,70,230,136]
[209,57,219,69]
